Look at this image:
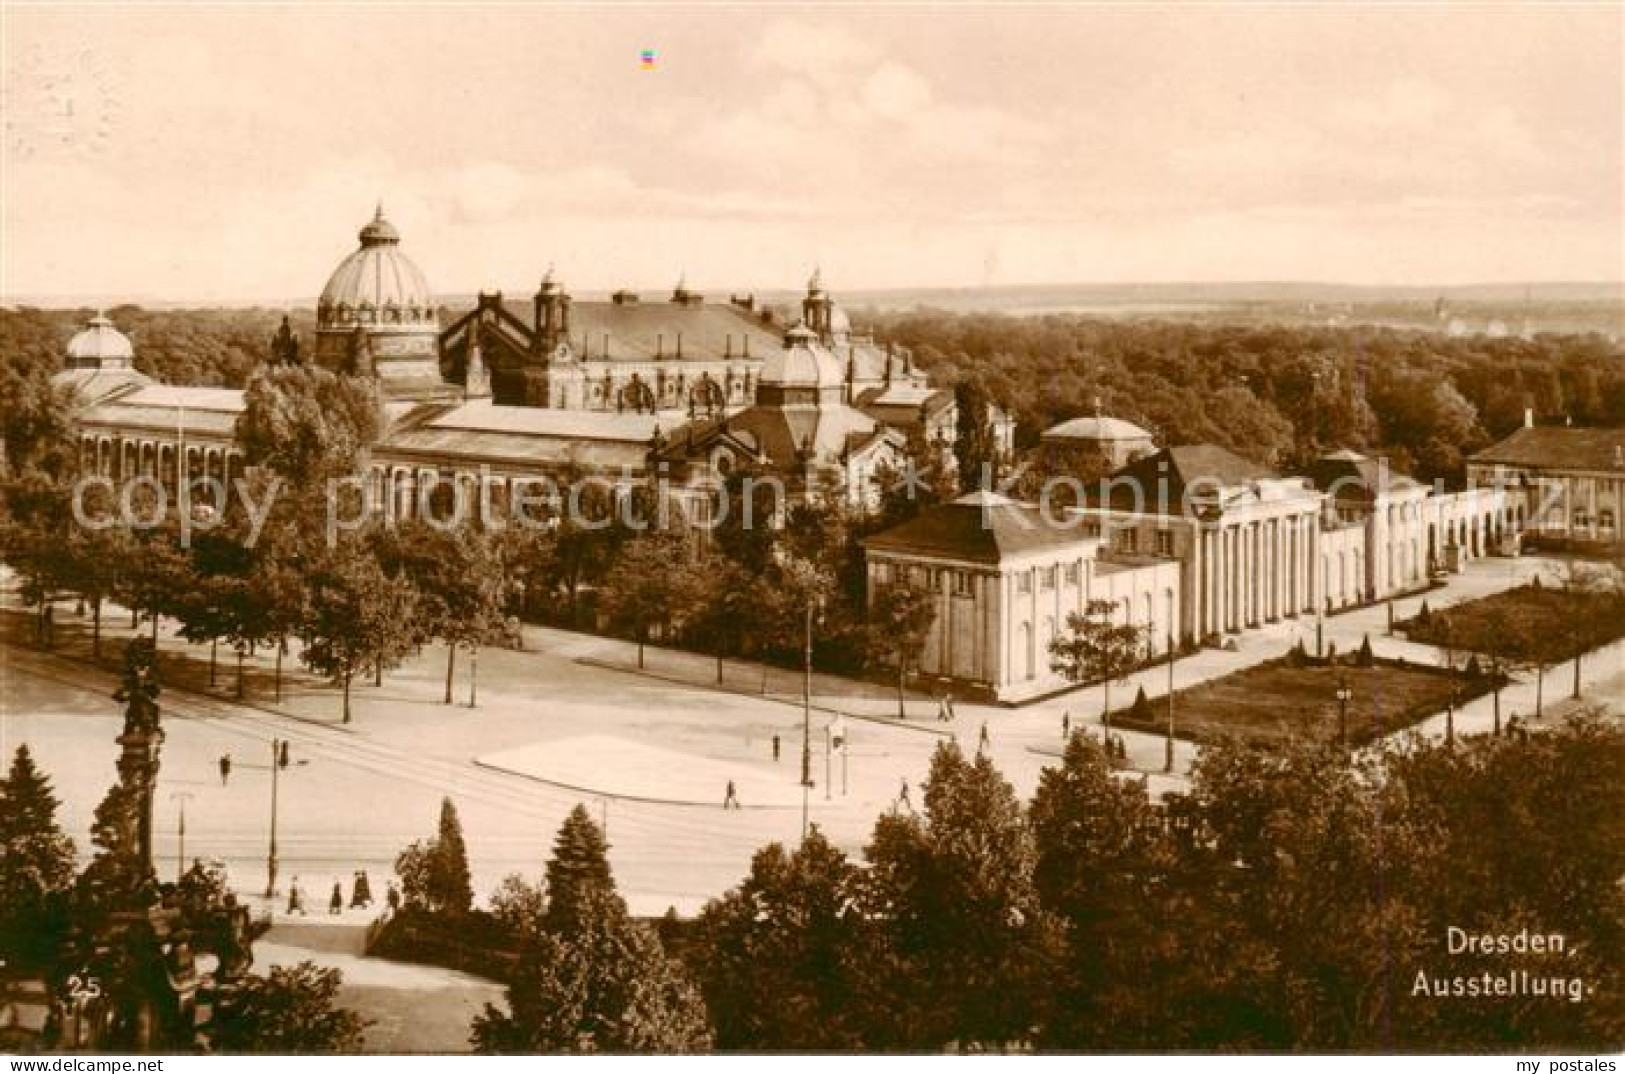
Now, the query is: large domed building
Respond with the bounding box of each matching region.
[314,205,453,401]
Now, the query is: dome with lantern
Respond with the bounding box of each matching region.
[317,204,436,330]
[757,321,846,403]
[66,312,135,369]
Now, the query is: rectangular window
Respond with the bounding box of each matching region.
[1064,562,1081,586]
[1117,527,1138,553]
[1040,566,1057,590]
[1016,571,1032,595]
[1156,530,1174,557]
[953,571,973,597]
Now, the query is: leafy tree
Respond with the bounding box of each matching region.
[684,555,753,684]
[489,873,547,948]
[692,829,867,1050]
[472,808,712,1054]
[299,536,418,723]
[598,533,701,669]
[865,582,937,717]
[376,522,508,704]
[235,364,381,481]
[1049,598,1149,728]
[210,962,368,1053]
[856,741,1060,1051]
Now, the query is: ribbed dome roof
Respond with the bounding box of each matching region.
[318,206,435,328]
[66,312,134,367]
[1043,414,1153,442]
[761,321,845,391]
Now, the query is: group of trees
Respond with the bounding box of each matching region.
[867,312,1625,483]
[380,719,1623,1053]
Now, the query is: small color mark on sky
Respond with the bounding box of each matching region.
[640,49,656,69]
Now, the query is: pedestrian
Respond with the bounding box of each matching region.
[771,734,781,762]
[278,740,291,769]
[946,693,957,720]
[723,780,741,810]
[218,753,232,787]
[329,882,343,915]
[936,692,951,722]
[287,877,305,916]
[899,778,913,812]
[351,870,373,909]
[385,881,401,914]
[1062,711,1071,740]
[978,721,990,752]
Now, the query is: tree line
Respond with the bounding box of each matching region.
[377,719,1623,1053]
[864,311,1625,483]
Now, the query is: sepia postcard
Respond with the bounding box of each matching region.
[1,1,1621,1063]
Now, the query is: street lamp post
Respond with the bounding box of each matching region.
[170,791,193,884]
[1335,676,1353,749]
[265,737,281,899]
[1164,630,1176,774]
[801,600,814,841]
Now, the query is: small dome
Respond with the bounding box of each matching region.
[318,205,435,329]
[67,312,134,368]
[1043,414,1153,442]
[761,321,844,390]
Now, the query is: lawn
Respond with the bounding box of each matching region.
[1112,654,1475,748]
[1398,581,1625,662]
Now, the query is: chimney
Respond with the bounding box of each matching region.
[1524,407,1534,429]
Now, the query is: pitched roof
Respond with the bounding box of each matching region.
[1309,449,1424,499]
[1470,426,1625,473]
[1092,445,1278,514]
[862,491,1095,565]
[660,399,884,468]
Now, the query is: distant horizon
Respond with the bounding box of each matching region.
[6,278,1623,313]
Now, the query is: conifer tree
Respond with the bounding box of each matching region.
[0,745,78,966]
[427,797,473,916]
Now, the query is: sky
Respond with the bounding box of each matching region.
[2,3,1622,303]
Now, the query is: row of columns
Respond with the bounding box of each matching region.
[79,434,243,487]
[1191,512,1317,640]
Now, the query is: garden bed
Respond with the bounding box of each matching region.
[1111,648,1497,748]
[1397,582,1625,663]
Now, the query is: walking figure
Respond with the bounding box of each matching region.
[723,780,741,810]
[936,693,952,722]
[1062,712,1071,740]
[978,721,990,752]
[350,870,373,909]
[385,881,401,914]
[772,734,781,762]
[898,778,913,812]
[946,693,957,720]
[218,752,232,786]
[286,877,306,916]
[329,882,344,915]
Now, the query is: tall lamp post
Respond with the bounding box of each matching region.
[1164,625,1177,774]
[1335,675,1353,749]
[170,790,193,883]
[801,599,816,841]
[265,737,282,898]
[263,737,305,899]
